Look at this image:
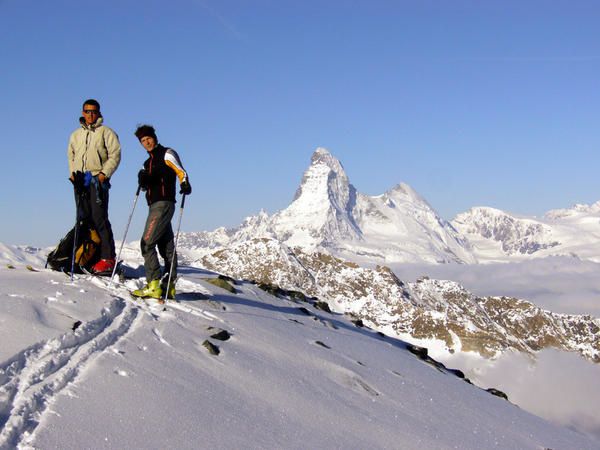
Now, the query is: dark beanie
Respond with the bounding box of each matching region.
[83,98,101,111]
[135,124,157,141]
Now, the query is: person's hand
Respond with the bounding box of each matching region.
[70,171,85,192]
[180,180,192,195]
[98,172,107,184]
[138,169,151,189]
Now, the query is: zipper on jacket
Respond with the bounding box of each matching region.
[83,130,91,169]
[148,152,154,199]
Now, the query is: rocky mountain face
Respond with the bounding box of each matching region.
[198,238,600,364]
[452,207,560,255]
[452,203,600,262]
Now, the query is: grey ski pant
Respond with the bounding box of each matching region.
[140,201,176,283]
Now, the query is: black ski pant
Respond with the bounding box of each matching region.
[75,181,116,260]
[140,201,176,283]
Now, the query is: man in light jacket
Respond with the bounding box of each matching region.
[67,98,121,274]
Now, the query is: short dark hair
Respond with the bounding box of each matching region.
[135,124,158,141]
[83,99,101,111]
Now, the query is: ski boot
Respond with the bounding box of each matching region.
[91,258,116,276]
[131,279,162,299]
[161,280,176,300]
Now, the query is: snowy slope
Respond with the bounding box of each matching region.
[1,245,597,449]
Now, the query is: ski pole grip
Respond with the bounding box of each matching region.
[181,194,187,208]
[136,185,142,196]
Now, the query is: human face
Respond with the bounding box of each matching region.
[82,104,100,125]
[140,136,157,152]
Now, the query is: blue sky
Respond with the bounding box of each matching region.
[1,0,599,246]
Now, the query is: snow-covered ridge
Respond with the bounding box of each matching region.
[2,244,596,448]
[199,238,600,364]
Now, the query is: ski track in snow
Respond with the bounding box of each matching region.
[0,298,139,449]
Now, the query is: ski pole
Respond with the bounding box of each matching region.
[70,206,80,282]
[162,194,186,303]
[109,185,142,287]
[70,190,83,282]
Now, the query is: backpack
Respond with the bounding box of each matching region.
[46,221,101,274]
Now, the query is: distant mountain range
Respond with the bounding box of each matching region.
[453,204,600,262]
[181,147,600,265]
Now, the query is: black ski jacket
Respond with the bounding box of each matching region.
[142,144,188,205]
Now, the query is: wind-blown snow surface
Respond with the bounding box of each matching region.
[1,245,597,449]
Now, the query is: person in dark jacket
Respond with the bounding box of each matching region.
[131,125,191,299]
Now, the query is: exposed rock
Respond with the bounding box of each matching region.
[210,330,232,341]
[202,340,220,355]
[315,341,331,349]
[313,301,332,313]
[486,388,509,401]
[204,277,237,294]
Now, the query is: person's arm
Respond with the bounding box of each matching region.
[67,133,76,180]
[164,148,188,183]
[165,148,191,194]
[100,128,121,179]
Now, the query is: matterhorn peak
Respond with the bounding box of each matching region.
[310,147,344,170]
[293,148,353,205]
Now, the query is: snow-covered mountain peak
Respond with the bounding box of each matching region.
[383,182,430,208]
[310,146,342,167]
[545,201,600,220]
[293,147,352,205]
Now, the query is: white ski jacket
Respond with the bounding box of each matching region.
[67,117,121,178]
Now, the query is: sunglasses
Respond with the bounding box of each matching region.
[83,109,99,114]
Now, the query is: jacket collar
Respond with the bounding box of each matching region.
[79,116,104,131]
[149,143,163,154]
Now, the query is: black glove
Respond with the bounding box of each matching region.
[71,171,85,193]
[138,169,151,189]
[180,180,192,195]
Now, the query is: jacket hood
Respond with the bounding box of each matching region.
[79,115,104,130]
